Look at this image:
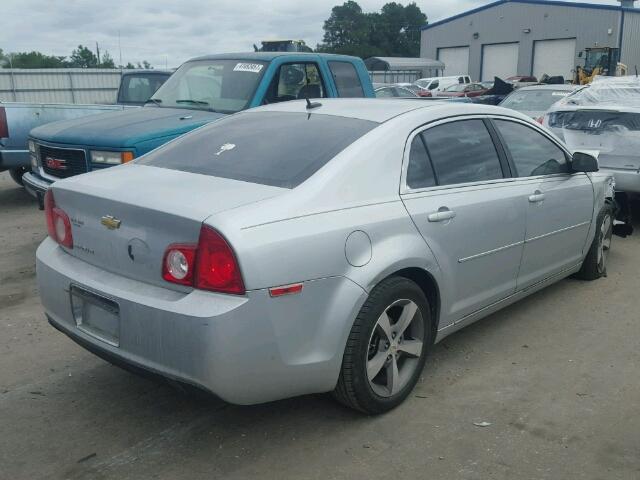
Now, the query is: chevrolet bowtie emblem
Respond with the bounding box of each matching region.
[101,215,121,230]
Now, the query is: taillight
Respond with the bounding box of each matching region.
[162,226,245,295]
[536,116,544,124]
[0,107,8,138]
[44,190,73,248]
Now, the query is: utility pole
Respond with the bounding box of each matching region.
[96,42,101,66]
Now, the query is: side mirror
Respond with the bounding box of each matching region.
[571,151,599,172]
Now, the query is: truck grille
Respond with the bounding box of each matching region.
[39,145,88,179]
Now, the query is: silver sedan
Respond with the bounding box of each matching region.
[36,99,615,414]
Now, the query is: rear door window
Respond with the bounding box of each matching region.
[328,61,365,97]
[421,119,504,185]
[139,112,377,188]
[406,135,436,189]
[264,63,326,104]
[494,120,569,176]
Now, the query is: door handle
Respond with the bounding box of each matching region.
[528,190,545,203]
[428,207,456,222]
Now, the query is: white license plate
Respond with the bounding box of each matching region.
[70,285,120,347]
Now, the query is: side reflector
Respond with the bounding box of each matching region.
[269,283,304,298]
[0,107,8,138]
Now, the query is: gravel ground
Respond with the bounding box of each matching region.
[1,171,638,480]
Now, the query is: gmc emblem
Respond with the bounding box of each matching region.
[45,156,68,170]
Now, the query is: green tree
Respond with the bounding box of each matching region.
[317,1,427,58]
[0,49,66,68]
[99,51,115,68]
[68,44,98,68]
[136,60,153,69]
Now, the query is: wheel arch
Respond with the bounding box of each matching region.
[382,266,441,336]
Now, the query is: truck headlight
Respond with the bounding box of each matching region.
[29,140,38,170]
[90,150,135,165]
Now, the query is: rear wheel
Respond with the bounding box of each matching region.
[333,277,432,414]
[575,203,614,280]
[9,167,28,186]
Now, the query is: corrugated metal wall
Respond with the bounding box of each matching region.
[0,69,123,104]
[621,10,640,73]
[421,2,623,81]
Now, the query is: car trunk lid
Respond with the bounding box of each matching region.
[52,164,285,289]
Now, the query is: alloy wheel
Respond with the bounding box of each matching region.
[366,299,424,397]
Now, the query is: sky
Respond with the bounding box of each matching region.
[1,0,624,68]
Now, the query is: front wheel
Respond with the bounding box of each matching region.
[333,277,433,414]
[575,203,614,280]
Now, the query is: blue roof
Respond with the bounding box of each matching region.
[186,52,361,62]
[421,0,637,31]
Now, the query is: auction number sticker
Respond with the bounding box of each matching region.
[233,63,264,73]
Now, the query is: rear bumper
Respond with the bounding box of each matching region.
[36,238,367,405]
[0,149,30,170]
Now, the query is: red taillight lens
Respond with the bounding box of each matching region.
[0,107,8,138]
[536,116,544,124]
[162,244,196,285]
[195,226,245,295]
[162,226,245,295]
[44,190,73,248]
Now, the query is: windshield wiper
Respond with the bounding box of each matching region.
[145,98,162,106]
[175,99,210,106]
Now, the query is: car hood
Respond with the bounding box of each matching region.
[29,106,225,148]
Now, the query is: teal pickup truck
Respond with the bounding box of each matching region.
[23,52,375,205]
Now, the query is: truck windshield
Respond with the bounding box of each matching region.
[148,59,267,113]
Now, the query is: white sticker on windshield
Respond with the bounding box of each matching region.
[552,91,570,96]
[233,63,264,73]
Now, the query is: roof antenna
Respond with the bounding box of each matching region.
[306,97,321,109]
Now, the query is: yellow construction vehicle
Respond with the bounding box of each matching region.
[574,47,628,85]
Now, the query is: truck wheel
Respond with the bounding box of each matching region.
[575,203,614,281]
[333,277,432,414]
[9,167,28,186]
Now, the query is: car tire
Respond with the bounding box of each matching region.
[333,276,433,414]
[9,167,28,186]
[575,203,614,281]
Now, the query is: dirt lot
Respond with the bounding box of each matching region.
[1,170,639,480]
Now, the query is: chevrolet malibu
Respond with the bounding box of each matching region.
[36,99,615,414]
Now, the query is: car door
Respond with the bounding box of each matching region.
[400,118,528,325]
[492,118,594,289]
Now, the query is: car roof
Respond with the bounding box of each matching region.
[245,98,527,124]
[185,52,361,63]
[516,84,575,91]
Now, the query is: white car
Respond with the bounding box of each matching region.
[415,75,472,94]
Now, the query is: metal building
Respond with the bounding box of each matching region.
[420,0,640,82]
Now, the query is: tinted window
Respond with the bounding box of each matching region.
[139,112,377,188]
[494,120,568,176]
[328,61,364,97]
[264,63,326,104]
[430,80,439,90]
[406,135,436,189]
[375,87,394,98]
[422,120,503,185]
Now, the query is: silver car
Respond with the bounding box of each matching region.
[36,99,615,414]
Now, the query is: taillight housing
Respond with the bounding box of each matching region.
[44,190,73,248]
[162,226,245,295]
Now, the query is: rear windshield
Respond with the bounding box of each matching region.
[138,111,378,188]
[501,89,571,111]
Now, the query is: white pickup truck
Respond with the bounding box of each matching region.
[0,69,170,186]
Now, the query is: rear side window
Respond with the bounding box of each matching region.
[421,119,503,186]
[328,61,364,97]
[406,135,436,189]
[494,120,568,176]
[139,112,377,188]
